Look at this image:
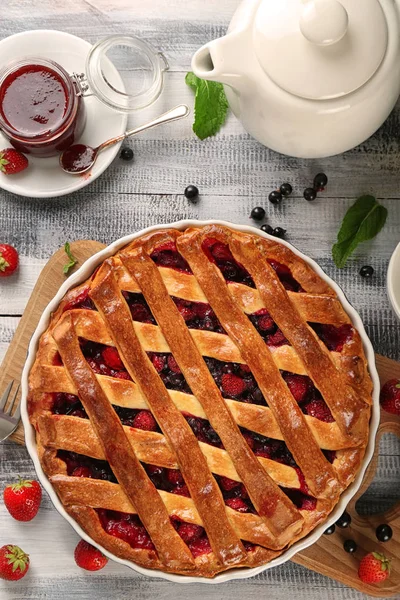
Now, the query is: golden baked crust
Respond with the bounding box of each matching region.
[28,224,372,578]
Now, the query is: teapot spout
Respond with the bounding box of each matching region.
[191,34,247,93]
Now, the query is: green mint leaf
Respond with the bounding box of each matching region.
[63,242,78,275]
[332,195,388,268]
[185,72,229,140]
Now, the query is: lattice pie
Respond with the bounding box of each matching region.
[28,225,372,577]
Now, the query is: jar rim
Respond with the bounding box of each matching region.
[86,35,167,113]
[0,57,77,143]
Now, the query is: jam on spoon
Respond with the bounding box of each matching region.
[60,104,189,174]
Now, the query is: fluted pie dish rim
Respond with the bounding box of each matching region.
[21,219,380,583]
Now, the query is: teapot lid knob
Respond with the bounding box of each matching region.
[300,0,348,46]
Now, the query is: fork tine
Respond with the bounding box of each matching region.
[0,381,13,411]
[7,383,20,416]
[12,402,21,421]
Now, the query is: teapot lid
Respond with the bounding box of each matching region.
[253,0,388,100]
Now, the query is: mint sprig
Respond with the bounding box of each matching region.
[185,72,229,140]
[332,195,388,268]
[63,242,78,275]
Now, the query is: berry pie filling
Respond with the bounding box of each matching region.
[202,238,255,287]
[122,292,156,324]
[172,297,225,333]
[203,357,266,405]
[63,287,96,312]
[310,323,354,352]
[281,371,335,423]
[150,241,191,273]
[249,309,289,347]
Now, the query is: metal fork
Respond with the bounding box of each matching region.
[0,381,21,442]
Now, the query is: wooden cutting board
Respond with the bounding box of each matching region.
[0,240,399,596]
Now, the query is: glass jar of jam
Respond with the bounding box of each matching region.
[0,59,86,157]
[0,36,168,158]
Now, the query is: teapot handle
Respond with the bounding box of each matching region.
[191,33,248,93]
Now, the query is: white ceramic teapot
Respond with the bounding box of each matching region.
[191,0,400,158]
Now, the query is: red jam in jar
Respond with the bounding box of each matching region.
[0,59,86,157]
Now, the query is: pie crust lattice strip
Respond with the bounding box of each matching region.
[28,224,372,578]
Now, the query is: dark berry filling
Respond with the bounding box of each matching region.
[322,449,336,463]
[185,415,223,448]
[150,241,191,273]
[114,407,160,432]
[80,339,132,380]
[267,259,303,292]
[310,323,354,352]
[172,297,225,333]
[57,450,117,482]
[216,475,256,514]
[281,371,335,423]
[52,393,88,419]
[122,292,156,324]
[282,488,317,511]
[63,287,96,312]
[203,357,266,405]
[248,430,297,466]
[144,464,190,497]
[149,352,192,394]
[249,309,289,347]
[202,238,255,287]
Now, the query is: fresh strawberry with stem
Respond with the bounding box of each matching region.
[358,552,391,584]
[3,476,42,521]
[0,148,28,175]
[0,545,30,580]
[380,379,400,415]
[0,243,19,277]
[74,540,108,571]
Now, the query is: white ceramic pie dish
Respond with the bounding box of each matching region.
[20,219,380,584]
[387,242,400,321]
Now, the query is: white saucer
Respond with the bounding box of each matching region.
[0,30,127,198]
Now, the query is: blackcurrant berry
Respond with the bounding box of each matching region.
[360,265,374,278]
[260,224,273,235]
[314,172,328,189]
[323,524,335,535]
[304,188,317,201]
[280,183,293,197]
[120,147,134,161]
[250,206,266,221]
[272,227,286,239]
[269,191,283,205]
[343,539,357,553]
[184,185,199,200]
[376,524,393,543]
[336,511,351,528]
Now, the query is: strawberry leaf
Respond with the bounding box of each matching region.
[63,242,78,275]
[185,72,229,140]
[396,383,400,389]
[332,196,388,268]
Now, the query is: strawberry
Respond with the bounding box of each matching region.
[151,354,166,373]
[267,330,288,346]
[132,410,158,431]
[258,314,275,332]
[358,552,391,584]
[224,497,249,513]
[219,476,240,491]
[0,545,30,581]
[283,373,311,403]
[178,523,204,543]
[102,347,124,370]
[188,536,212,557]
[304,399,335,423]
[74,540,108,571]
[167,355,181,373]
[72,466,93,478]
[0,244,19,277]
[380,379,400,415]
[210,242,232,261]
[221,373,246,397]
[0,148,28,175]
[167,469,185,487]
[3,476,42,521]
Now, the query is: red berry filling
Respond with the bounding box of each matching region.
[114,406,161,432]
[63,287,96,312]
[249,309,289,347]
[281,371,335,424]
[97,510,155,550]
[150,242,191,273]
[172,297,225,334]
[202,238,255,287]
[80,339,132,380]
[148,352,192,394]
[203,357,266,405]
[122,292,156,324]
[185,415,223,448]
[310,323,354,352]
[302,398,334,423]
[249,430,297,467]
[267,259,303,292]
[282,488,317,511]
[144,464,190,497]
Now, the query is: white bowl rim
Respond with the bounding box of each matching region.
[20,219,380,584]
[387,242,400,321]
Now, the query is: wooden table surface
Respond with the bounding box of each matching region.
[0,1,400,598]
